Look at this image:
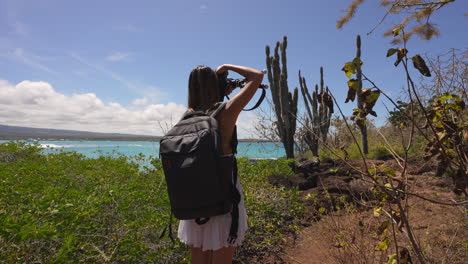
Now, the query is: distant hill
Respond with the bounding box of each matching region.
[0,124,276,142]
[0,125,159,141]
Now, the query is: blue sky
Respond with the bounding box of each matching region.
[0,0,466,137]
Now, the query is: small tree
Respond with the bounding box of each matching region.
[342,35,381,155]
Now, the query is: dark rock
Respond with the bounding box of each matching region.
[268,174,292,188]
[321,157,335,165]
[377,154,394,161]
[295,172,307,179]
[290,174,317,190]
[308,175,374,204]
[268,173,318,190]
[294,158,320,174]
[288,176,308,190]
[413,162,434,174]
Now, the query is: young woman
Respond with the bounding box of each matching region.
[177,64,264,264]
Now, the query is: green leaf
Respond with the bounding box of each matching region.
[375,238,390,251]
[352,57,363,67]
[351,108,362,121]
[386,48,398,57]
[345,79,359,103]
[411,55,431,77]
[392,27,402,37]
[394,49,408,67]
[386,254,397,264]
[318,207,326,214]
[438,93,454,103]
[445,103,462,111]
[446,149,457,158]
[347,79,359,90]
[361,89,381,117]
[383,167,395,177]
[366,90,380,103]
[373,206,382,217]
[342,62,356,78]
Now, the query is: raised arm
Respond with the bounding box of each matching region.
[213,64,263,155]
[215,64,264,124]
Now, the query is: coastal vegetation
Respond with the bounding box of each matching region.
[0,141,303,263]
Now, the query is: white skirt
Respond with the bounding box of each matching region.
[177,178,248,251]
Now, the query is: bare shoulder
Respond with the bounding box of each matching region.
[215,109,236,136]
[215,108,236,154]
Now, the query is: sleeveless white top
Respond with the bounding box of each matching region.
[177,178,248,251]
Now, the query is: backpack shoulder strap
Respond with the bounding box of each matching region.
[209,102,227,118]
[182,110,206,120]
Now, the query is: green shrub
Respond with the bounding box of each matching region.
[407,135,426,158]
[317,140,392,161]
[368,144,391,160]
[0,142,304,263]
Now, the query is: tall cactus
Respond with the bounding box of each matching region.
[299,67,333,157]
[265,36,298,159]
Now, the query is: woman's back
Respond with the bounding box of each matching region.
[180,64,264,264]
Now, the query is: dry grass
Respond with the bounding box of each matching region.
[284,173,467,264]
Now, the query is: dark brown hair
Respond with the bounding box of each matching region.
[187,65,220,112]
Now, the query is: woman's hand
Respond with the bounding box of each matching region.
[215,64,229,74]
[216,64,233,95]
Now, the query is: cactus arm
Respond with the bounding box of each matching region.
[299,71,313,122]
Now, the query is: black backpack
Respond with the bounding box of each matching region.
[159,102,241,244]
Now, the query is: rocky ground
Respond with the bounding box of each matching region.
[260,158,467,264]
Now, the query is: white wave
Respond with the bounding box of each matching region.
[40,144,65,148]
[63,144,103,148]
[41,144,100,148]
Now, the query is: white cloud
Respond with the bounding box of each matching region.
[0,79,264,138]
[106,52,132,62]
[140,86,169,104]
[200,4,208,10]
[132,97,148,105]
[0,79,186,136]
[236,111,264,139]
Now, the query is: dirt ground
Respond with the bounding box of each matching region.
[278,159,467,264]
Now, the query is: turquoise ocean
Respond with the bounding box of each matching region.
[0,140,285,159]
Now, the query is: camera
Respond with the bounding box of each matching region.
[217,71,241,100]
[217,71,268,102]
